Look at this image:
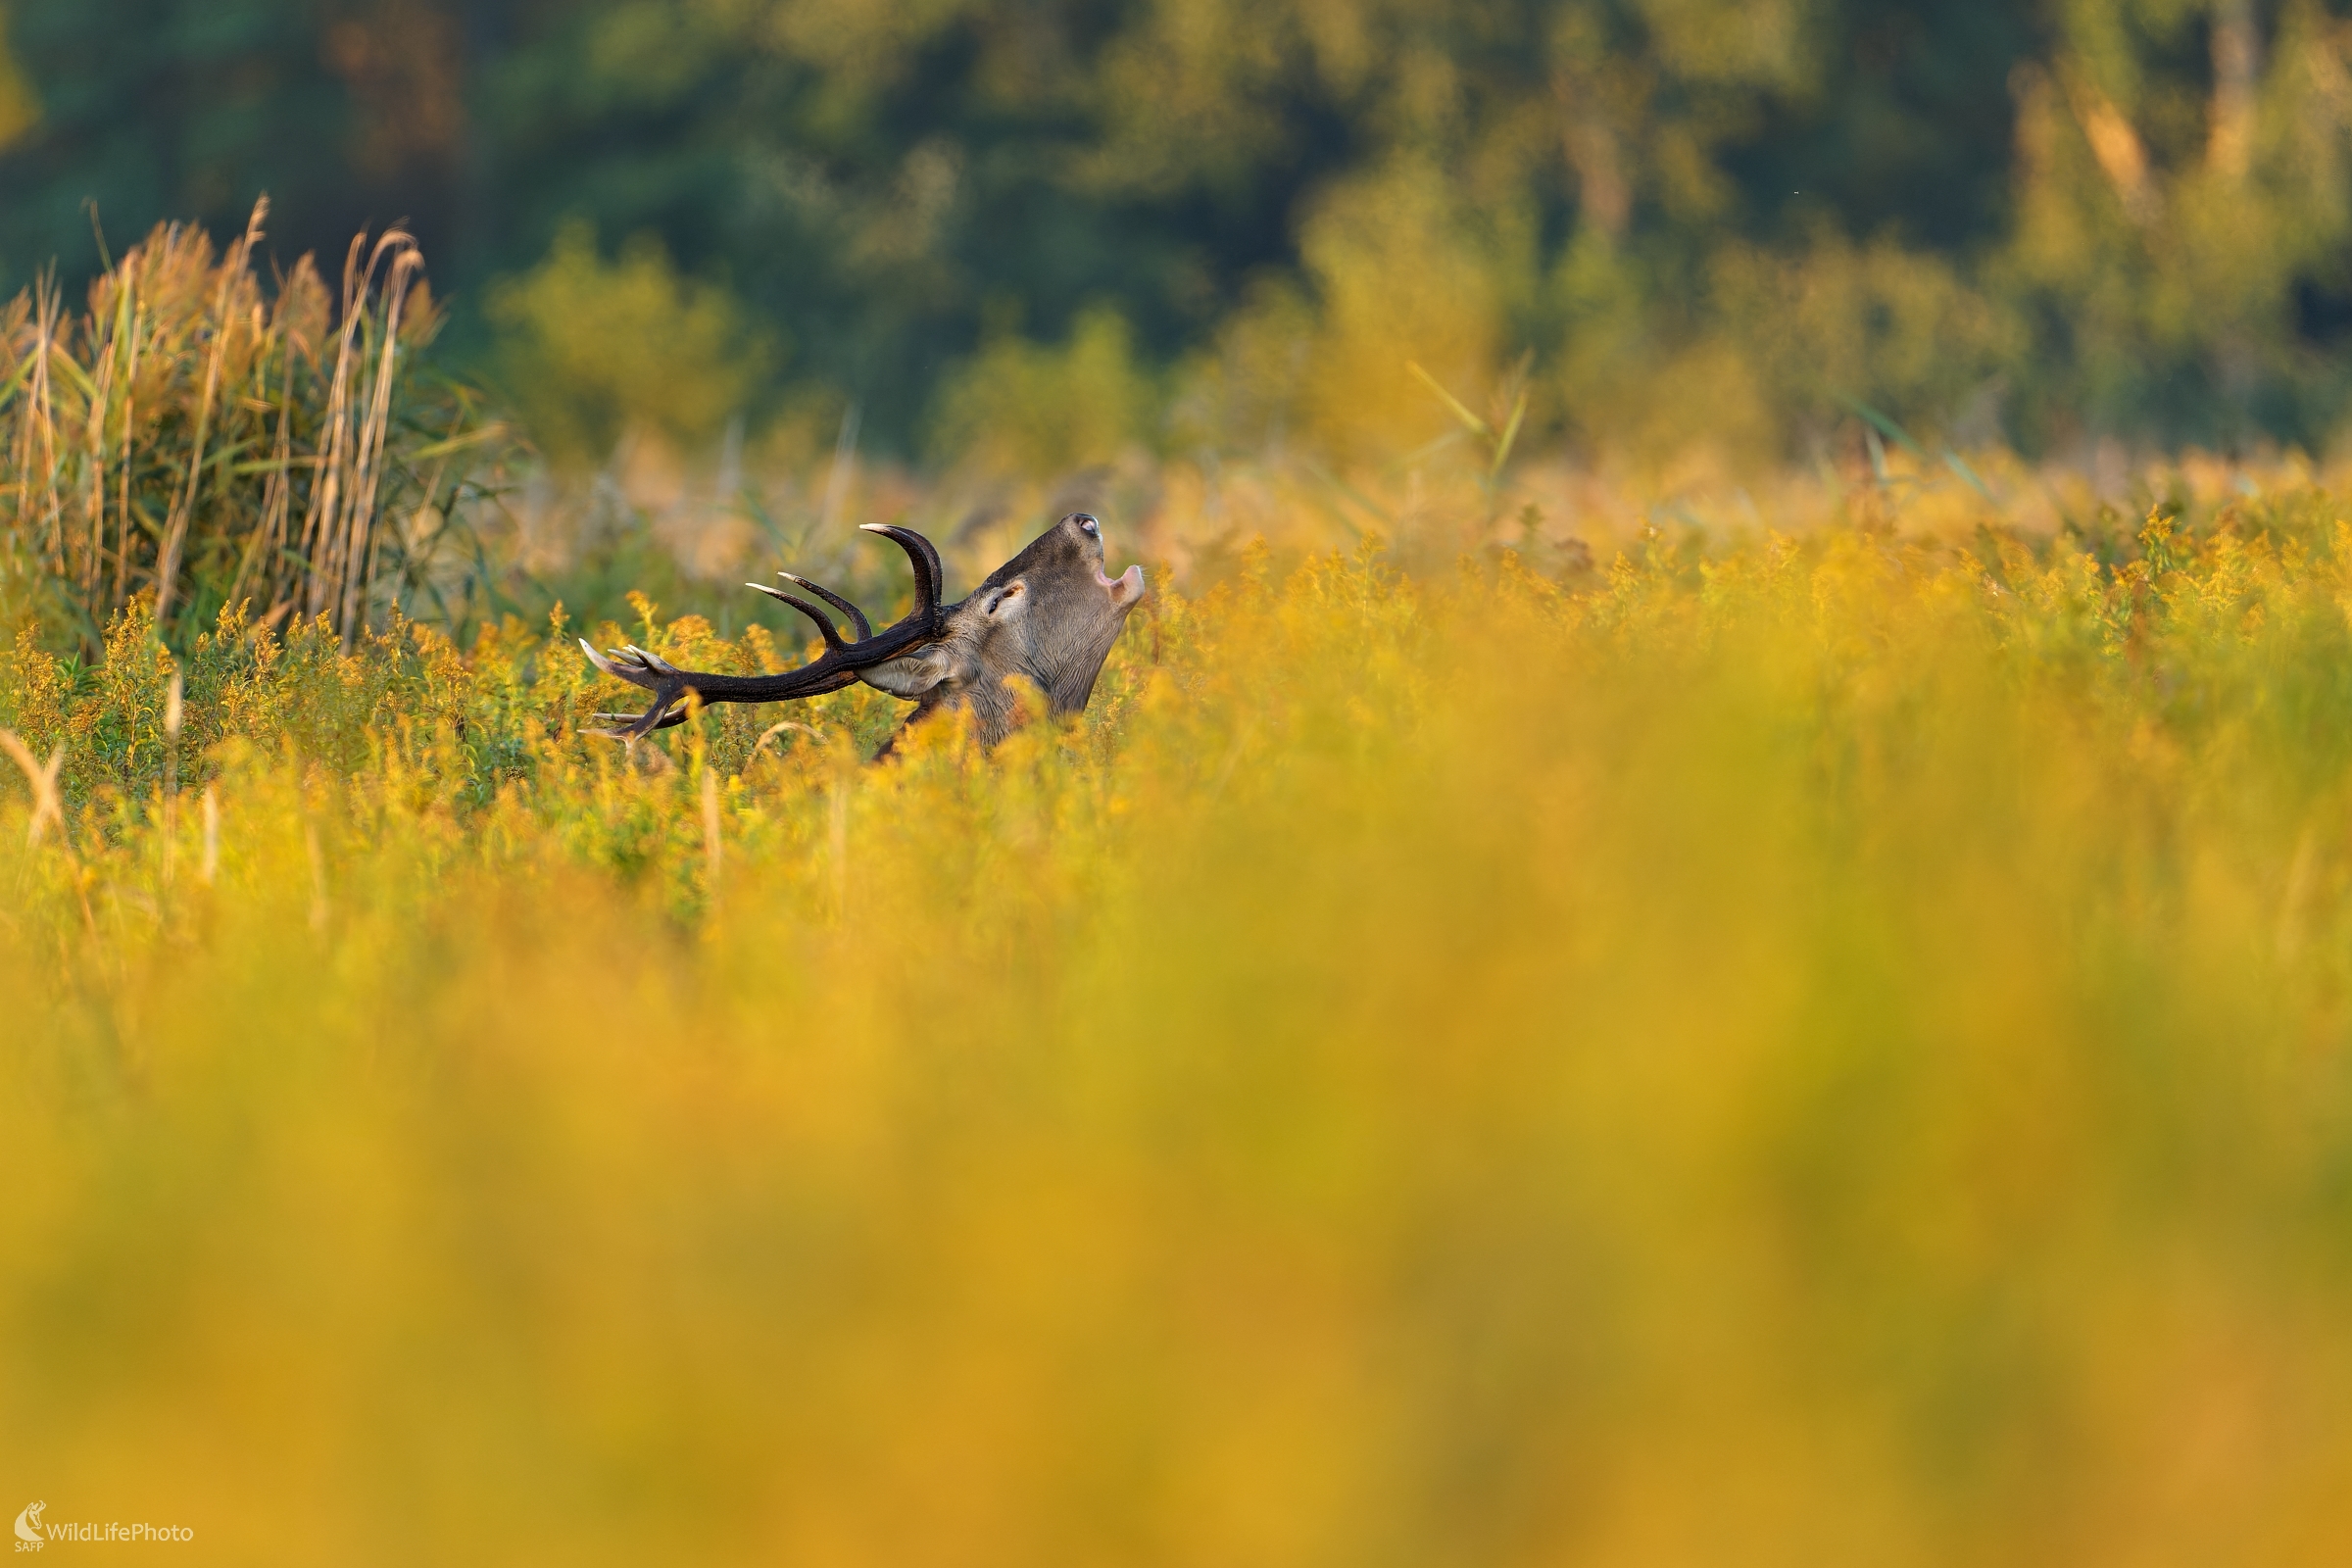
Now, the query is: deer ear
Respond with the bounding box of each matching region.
[862,586,1021,697]
[860,645,957,697]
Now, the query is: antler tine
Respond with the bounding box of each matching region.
[590,708,689,734]
[860,524,945,631]
[747,582,852,652]
[779,572,873,641]
[622,644,681,674]
[582,697,678,742]
[578,639,686,685]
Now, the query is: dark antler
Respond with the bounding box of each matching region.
[581,524,948,741]
[759,572,873,642]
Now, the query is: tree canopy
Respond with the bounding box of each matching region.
[3,0,2349,463]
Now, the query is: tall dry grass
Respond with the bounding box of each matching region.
[0,200,503,651]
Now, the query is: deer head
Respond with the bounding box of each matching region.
[582,513,1147,753]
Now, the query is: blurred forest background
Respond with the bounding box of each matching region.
[7,0,2352,480]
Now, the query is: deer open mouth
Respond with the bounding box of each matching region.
[1097,564,1147,607]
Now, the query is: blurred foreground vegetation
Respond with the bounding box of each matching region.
[9,460,2352,1560]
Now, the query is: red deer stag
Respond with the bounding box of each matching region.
[581,512,1147,752]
